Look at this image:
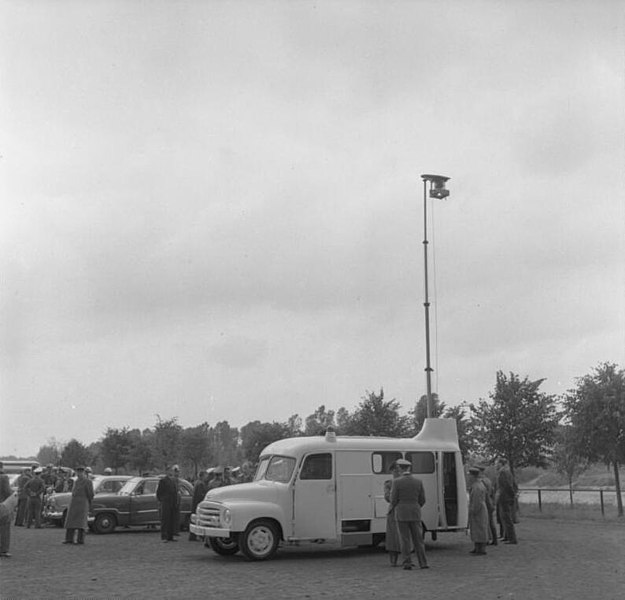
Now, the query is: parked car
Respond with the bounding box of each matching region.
[89,475,193,534]
[44,475,132,526]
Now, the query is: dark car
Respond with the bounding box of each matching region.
[89,475,193,534]
[44,475,132,526]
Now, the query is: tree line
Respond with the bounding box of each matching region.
[31,362,624,516]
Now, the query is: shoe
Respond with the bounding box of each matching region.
[420,565,429,569]
[488,541,498,546]
[0,553,12,558]
[76,541,84,545]
[504,540,518,544]
[469,549,477,554]
[62,541,73,545]
[402,565,412,570]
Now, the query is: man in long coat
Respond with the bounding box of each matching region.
[478,465,497,545]
[156,467,179,542]
[63,466,94,545]
[383,462,402,566]
[468,467,489,555]
[388,459,428,570]
[1,492,19,558]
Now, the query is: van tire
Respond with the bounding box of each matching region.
[240,520,279,561]
[208,536,240,556]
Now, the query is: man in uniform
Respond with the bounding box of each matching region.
[15,467,32,526]
[188,471,209,541]
[496,457,518,544]
[388,458,428,570]
[156,466,179,543]
[24,468,46,528]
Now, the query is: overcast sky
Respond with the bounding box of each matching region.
[1,1,624,458]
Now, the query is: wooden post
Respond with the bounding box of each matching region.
[538,488,542,512]
[600,490,605,517]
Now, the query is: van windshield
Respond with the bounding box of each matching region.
[255,455,296,483]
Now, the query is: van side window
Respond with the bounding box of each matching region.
[372,452,402,474]
[406,451,435,474]
[300,453,332,480]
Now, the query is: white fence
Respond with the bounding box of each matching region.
[518,487,621,515]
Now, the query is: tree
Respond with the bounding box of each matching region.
[151,416,182,470]
[60,439,92,469]
[100,428,133,473]
[304,405,336,436]
[442,403,477,462]
[343,389,410,437]
[564,362,625,517]
[411,393,446,434]
[551,425,588,507]
[470,371,559,477]
[127,429,153,475]
[208,421,239,467]
[239,421,290,464]
[181,423,212,479]
[285,414,303,437]
[37,438,63,466]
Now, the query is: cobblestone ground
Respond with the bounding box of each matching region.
[1,518,623,600]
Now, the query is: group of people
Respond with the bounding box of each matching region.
[156,462,255,544]
[466,457,518,555]
[383,456,518,570]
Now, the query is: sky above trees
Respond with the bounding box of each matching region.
[1,1,624,456]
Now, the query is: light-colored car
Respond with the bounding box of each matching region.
[44,475,132,526]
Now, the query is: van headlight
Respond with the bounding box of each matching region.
[222,508,232,527]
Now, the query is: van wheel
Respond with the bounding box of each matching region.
[240,520,279,561]
[209,536,240,556]
[93,513,117,534]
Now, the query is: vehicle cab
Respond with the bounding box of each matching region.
[190,418,468,560]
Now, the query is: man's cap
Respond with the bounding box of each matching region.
[395,459,411,467]
[172,464,180,471]
[213,466,224,474]
[468,467,481,475]
[75,466,85,471]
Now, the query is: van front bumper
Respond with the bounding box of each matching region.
[189,524,231,538]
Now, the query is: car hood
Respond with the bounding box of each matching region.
[205,481,280,504]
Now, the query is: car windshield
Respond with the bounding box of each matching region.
[118,478,142,496]
[255,456,295,483]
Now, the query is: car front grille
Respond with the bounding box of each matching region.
[196,503,221,528]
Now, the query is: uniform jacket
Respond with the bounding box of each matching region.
[191,480,209,513]
[65,476,94,530]
[389,473,426,522]
[16,473,32,499]
[24,475,45,498]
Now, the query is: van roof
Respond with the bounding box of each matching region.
[261,418,461,457]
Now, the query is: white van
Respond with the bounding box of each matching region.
[190,418,468,560]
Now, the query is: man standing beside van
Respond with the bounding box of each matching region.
[389,458,429,571]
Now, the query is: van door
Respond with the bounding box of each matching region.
[405,451,438,530]
[293,453,336,540]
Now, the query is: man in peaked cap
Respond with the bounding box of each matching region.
[468,467,489,555]
[388,459,428,570]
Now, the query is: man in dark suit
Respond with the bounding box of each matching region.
[156,467,179,543]
[496,457,518,544]
[389,458,428,570]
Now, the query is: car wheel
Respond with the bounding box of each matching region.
[208,536,240,556]
[239,520,279,561]
[93,513,117,534]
